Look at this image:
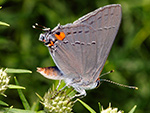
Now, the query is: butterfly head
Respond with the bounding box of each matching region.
[39,29,65,48]
[39,31,56,47]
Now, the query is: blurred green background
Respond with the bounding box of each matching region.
[0,0,150,112]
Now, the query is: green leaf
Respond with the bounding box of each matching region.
[128,105,137,113]
[3,108,37,113]
[0,100,9,106]
[0,21,10,26]
[14,77,31,110]
[35,93,43,101]
[0,7,10,27]
[98,102,101,113]
[0,93,7,97]
[31,100,40,111]
[77,99,96,113]
[6,68,32,73]
[8,84,25,89]
[36,111,45,113]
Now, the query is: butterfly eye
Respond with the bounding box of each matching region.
[39,34,46,42]
[56,32,60,35]
[42,36,46,42]
[96,78,101,88]
[55,32,65,41]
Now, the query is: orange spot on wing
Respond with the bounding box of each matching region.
[48,41,54,47]
[55,32,65,40]
[97,78,100,81]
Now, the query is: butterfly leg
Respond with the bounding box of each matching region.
[56,80,61,90]
[58,84,68,92]
[51,84,68,99]
[71,86,86,99]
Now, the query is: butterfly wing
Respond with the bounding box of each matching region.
[49,4,122,82]
[73,4,122,81]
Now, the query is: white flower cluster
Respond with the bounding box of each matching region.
[0,69,10,96]
[42,88,74,113]
[101,103,124,113]
[101,107,123,113]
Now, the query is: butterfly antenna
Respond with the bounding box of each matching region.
[100,79,138,90]
[99,70,114,78]
[32,23,51,31]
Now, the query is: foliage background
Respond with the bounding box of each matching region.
[0,0,150,112]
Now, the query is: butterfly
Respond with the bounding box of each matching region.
[36,4,122,97]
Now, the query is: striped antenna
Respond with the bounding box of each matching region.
[32,23,51,31]
[99,70,114,78]
[100,79,138,90]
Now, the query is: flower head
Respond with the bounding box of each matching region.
[41,85,75,113]
[0,68,10,96]
[101,103,124,113]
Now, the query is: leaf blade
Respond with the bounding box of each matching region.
[128,105,137,113]
[0,100,9,106]
[0,21,10,26]
[98,102,101,113]
[3,108,37,113]
[8,84,25,89]
[14,77,31,110]
[6,68,32,73]
[77,99,96,113]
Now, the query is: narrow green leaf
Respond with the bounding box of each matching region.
[14,77,31,110]
[128,105,137,113]
[8,84,25,89]
[77,99,96,113]
[0,93,7,97]
[98,102,101,113]
[6,68,32,73]
[35,93,43,101]
[3,108,37,113]
[31,100,40,111]
[37,111,45,113]
[0,100,9,106]
[3,106,13,113]
[0,21,10,26]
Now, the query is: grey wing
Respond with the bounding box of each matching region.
[49,23,95,81]
[50,4,122,82]
[75,4,122,81]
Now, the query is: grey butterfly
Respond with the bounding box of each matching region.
[36,4,122,97]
